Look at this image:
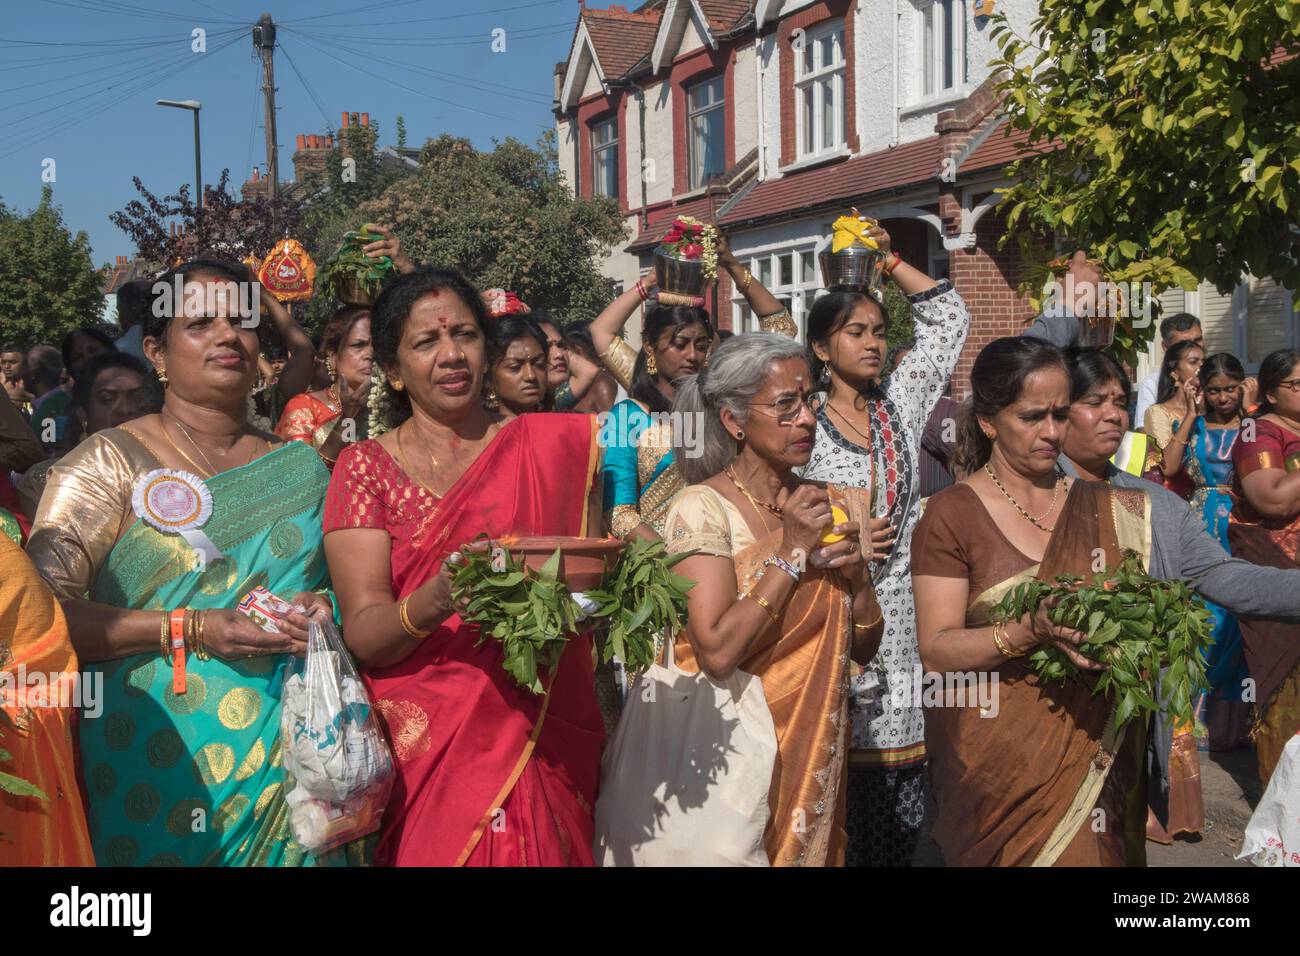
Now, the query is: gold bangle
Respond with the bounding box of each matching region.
[398,594,432,640]
[993,621,1025,659]
[160,611,170,661]
[196,610,210,661]
[745,592,781,626]
[739,269,753,293]
[854,607,884,631]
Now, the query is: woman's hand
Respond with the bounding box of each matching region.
[716,232,741,275]
[810,520,870,593]
[1180,378,1204,417]
[864,222,891,256]
[779,484,834,558]
[201,609,304,660]
[864,515,895,561]
[362,225,415,274]
[1011,594,1104,672]
[339,374,371,421]
[276,591,331,647]
[1242,377,1260,412]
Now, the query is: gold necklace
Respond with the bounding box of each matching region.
[159,416,216,478]
[725,466,784,517]
[825,399,873,448]
[163,412,261,475]
[984,464,1063,533]
[326,381,342,414]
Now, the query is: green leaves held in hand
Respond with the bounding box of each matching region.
[991,552,1214,730]
[322,224,395,302]
[451,539,696,695]
[583,538,696,673]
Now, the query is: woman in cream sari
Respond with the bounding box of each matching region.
[27,259,353,867]
[662,334,885,866]
[912,338,1148,866]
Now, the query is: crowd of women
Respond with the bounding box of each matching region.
[2,221,1298,868]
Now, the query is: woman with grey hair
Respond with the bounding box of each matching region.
[661,333,885,866]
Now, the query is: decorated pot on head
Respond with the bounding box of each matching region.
[653,217,719,308]
[820,208,885,301]
[483,288,530,319]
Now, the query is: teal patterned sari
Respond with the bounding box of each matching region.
[80,441,358,866]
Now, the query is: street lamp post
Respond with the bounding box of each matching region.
[157,99,202,211]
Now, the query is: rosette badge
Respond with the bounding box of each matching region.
[820,209,885,295]
[653,216,719,308]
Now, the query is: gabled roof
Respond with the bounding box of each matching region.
[558,5,663,109]
[650,1,752,72]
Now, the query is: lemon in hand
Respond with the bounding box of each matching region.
[820,504,849,544]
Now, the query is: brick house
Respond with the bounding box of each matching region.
[554,1,1296,395]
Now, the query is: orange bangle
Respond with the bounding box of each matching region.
[169,608,188,695]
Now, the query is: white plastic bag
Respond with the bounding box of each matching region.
[280,617,393,851]
[592,637,777,866]
[1237,731,1300,867]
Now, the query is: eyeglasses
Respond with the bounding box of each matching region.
[1276,378,1300,393]
[750,395,817,424]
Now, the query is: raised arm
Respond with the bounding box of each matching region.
[254,275,316,401]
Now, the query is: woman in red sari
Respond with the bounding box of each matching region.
[323,267,605,866]
[275,307,372,468]
[1228,348,1300,785]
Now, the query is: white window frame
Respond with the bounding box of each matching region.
[591,117,619,199]
[917,0,966,103]
[794,20,847,161]
[732,246,820,340]
[687,76,726,190]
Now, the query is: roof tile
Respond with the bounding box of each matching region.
[582,6,662,80]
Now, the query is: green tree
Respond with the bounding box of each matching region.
[990,1,1300,362]
[0,186,105,347]
[395,114,408,150]
[354,132,626,325]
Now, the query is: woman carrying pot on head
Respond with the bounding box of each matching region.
[589,228,791,542]
[796,217,970,867]
[655,333,885,865]
[276,306,373,467]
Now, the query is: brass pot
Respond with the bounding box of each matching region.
[335,273,375,307]
[819,244,885,293]
[654,248,709,298]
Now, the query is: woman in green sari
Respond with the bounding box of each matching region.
[26,259,356,867]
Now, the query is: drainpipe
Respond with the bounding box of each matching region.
[890,0,900,148]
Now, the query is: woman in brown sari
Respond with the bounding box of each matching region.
[1228,348,1300,786]
[912,338,1150,866]
[663,333,886,866]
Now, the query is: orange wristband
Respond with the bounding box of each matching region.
[169,608,188,695]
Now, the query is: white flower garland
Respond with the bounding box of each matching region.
[675,215,720,282]
[367,366,395,437]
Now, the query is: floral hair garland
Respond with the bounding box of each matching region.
[367,366,397,437]
[659,216,719,282]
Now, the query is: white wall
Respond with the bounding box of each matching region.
[733,42,759,161]
[556,116,577,197]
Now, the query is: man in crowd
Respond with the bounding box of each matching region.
[2,344,32,410]
[25,346,73,454]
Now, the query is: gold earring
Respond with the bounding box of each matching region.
[485,389,500,409]
[156,365,168,386]
[326,357,336,380]
[390,378,405,392]
[646,353,658,376]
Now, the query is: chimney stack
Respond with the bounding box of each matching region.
[296,134,305,150]
[360,112,370,127]
[341,111,350,128]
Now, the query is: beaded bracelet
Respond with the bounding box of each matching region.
[763,554,801,583]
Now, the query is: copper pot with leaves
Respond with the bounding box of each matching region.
[324,223,395,307]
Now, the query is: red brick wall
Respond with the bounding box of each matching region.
[777,0,859,168]
[948,209,1038,399]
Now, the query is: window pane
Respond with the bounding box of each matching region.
[821,77,835,150]
[778,253,793,288]
[818,32,834,70]
[690,107,724,189]
[943,0,955,90]
[757,257,773,286]
[800,250,816,285]
[802,85,814,155]
[802,36,813,75]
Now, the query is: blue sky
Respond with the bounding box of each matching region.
[0,0,578,265]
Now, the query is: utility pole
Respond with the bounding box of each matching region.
[253,14,279,200]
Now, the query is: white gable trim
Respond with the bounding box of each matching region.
[651,0,718,74]
[560,20,606,110]
[755,0,783,29]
